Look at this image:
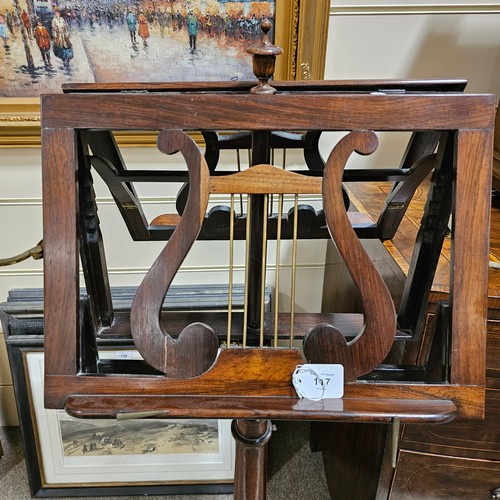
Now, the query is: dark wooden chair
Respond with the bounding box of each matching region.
[41,83,494,499]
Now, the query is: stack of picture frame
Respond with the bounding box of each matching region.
[1,284,267,496]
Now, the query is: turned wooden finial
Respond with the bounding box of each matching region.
[247,19,283,94]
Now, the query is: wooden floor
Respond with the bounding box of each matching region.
[346,180,500,299]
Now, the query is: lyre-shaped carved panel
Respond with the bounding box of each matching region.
[130,130,218,377]
[304,130,397,381]
[130,129,396,383]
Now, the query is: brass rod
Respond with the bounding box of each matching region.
[391,418,401,468]
[227,195,235,346]
[274,194,283,348]
[243,195,252,348]
[260,194,269,348]
[236,150,244,215]
[117,410,170,420]
[0,240,43,267]
[290,195,299,347]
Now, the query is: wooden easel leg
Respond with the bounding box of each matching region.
[232,419,273,500]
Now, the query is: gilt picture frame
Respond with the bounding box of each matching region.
[8,344,235,497]
[0,0,330,147]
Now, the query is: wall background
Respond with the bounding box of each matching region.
[1,0,499,425]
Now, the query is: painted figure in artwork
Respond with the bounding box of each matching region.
[126,9,137,45]
[34,19,52,67]
[187,10,198,53]
[158,9,168,38]
[21,10,32,38]
[137,10,149,47]
[0,14,9,48]
[5,12,14,37]
[51,8,73,69]
[175,10,183,32]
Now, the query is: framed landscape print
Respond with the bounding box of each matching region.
[0,0,330,146]
[8,343,235,496]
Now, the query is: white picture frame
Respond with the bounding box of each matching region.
[25,350,235,492]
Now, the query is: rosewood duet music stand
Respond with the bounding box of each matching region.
[41,72,494,498]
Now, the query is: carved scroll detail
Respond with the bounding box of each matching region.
[304,130,397,381]
[300,62,311,80]
[130,130,218,377]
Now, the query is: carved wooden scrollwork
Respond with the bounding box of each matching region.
[130,130,218,377]
[303,130,397,381]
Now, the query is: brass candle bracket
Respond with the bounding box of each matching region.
[247,19,283,95]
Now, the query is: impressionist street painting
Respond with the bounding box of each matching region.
[0,0,275,97]
[59,413,220,456]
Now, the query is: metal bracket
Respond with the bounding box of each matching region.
[0,240,43,267]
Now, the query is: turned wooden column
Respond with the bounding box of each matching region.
[232,419,273,500]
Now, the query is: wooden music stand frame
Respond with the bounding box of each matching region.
[41,86,494,499]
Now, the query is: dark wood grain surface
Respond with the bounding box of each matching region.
[390,451,500,500]
[42,93,494,132]
[41,88,494,423]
